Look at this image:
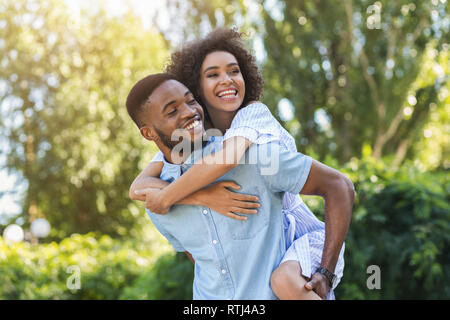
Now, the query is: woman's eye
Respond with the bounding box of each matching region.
[231,69,240,74]
[206,73,218,78]
[168,109,177,115]
[188,99,196,105]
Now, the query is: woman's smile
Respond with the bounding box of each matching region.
[216,88,238,101]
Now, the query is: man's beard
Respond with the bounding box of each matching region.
[153,126,208,155]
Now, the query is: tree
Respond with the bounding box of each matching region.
[160,0,449,166]
[261,0,448,164]
[0,0,169,238]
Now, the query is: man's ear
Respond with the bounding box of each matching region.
[140,126,159,142]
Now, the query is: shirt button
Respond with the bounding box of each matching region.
[221,269,227,274]
[212,240,217,245]
[203,209,208,215]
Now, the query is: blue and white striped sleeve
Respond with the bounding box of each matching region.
[223,102,281,145]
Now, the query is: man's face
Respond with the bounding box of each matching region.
[142,80,205,150]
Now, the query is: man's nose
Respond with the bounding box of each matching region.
[180,103,197,119]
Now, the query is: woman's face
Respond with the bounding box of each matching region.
[199,51,245,114]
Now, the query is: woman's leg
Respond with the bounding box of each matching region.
[270,260,322,300]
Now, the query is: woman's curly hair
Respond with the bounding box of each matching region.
[165,28,264,117]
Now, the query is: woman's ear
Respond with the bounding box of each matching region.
[140,126,159,142]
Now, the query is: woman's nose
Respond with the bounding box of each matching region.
[220,74,233,85]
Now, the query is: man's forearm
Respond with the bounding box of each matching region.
[320,176,354,272]
[161,162,237,207]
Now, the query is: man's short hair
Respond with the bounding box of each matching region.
[126,73,176,128]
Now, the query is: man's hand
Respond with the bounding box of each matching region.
[135,187,171,215]
[196,181,260,220]
[304,272,330,300]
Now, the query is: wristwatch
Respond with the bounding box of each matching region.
[316,267,337,288]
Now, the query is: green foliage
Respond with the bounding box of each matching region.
[262,0,449,164]
[0,232,173,299]
[336,158,450,299]
[120,252,194,300]
[0,0,167,238]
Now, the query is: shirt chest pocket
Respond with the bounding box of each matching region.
[221,186,269,240]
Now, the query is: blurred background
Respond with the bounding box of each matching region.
[0,0,448,299]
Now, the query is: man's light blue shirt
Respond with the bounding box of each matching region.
[146,136,312,299]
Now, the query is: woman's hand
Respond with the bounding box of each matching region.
[135,187,171,215]
[196,181,260,220]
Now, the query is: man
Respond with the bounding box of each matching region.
[126,73,354,299]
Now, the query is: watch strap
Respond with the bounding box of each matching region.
[317,267,336,287]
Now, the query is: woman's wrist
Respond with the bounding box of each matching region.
[159,188,174,209]
[192,189,207,207]
[176,189,205,206]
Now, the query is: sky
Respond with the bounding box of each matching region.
[0,169,22,224]
[65,0,170,30]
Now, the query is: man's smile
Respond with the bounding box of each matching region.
[181,114,203,132]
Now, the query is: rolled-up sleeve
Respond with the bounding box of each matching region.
[223,102,281,145]
[146,209,185,252]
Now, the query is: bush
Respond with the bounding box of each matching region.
[0,233,159,299]
[333,158,450,299]
[120,252,194,300]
